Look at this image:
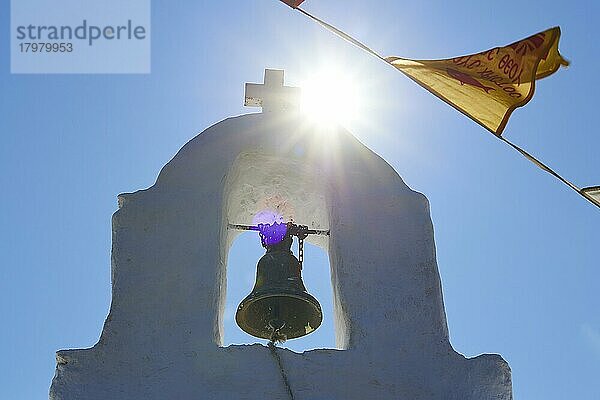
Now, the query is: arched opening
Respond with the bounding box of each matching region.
[223,231,336,351]
[219,150,341,351]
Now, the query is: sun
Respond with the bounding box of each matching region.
[300,68,361,127]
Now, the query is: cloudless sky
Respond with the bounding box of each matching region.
[1,0,599,399]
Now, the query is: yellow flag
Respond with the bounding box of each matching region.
[386,27,568,135]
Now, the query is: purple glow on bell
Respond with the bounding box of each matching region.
[258,222,288,246]
[253,209,287,246]
[252,209,285,226]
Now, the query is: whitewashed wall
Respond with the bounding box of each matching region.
[50,112,512,399]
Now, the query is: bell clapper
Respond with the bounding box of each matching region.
[268,304,287,343]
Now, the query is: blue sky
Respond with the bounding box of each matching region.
[1,0,599,399]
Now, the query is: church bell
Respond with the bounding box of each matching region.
[235,223,323,342]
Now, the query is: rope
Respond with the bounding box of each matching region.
[296,7,388,63]
[498,136,600,209]
[268,341,295,400]
[292,5,599,211]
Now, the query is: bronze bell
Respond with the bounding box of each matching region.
[235,227,322,342]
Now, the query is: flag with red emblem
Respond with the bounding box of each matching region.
[386,27,569,135]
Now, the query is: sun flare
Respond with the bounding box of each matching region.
[300,68,361,127]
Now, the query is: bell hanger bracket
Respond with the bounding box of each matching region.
[227,222,330,267]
